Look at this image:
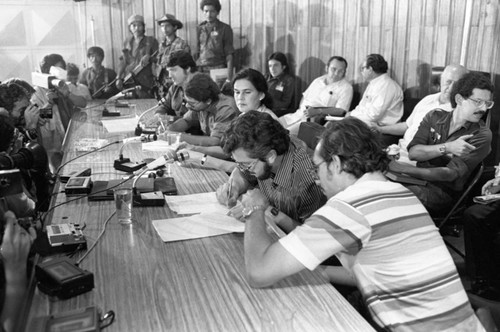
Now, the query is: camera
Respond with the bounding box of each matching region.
[39,107,53,119]
[31,72,65,90]
[18,216,36,232]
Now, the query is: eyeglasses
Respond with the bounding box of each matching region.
[182,98,201,108]
[360,65,369,72]
[308,160,327,180]
[236,159,260,172]
[468,97,495,109]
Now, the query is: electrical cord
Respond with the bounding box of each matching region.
[76,210,115,266]
[55,140,120,176]
[39,174,134,225]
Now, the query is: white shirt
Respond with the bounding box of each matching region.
[67,82,92,101]
[350,73,403,126]
[279,76,353,135]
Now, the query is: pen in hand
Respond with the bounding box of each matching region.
[227,179,233,208]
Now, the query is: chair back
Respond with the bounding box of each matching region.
[297,122,325,154]
[437,162,484,229]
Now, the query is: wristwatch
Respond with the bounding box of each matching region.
[439,144,446,155]
[242,205,266,218]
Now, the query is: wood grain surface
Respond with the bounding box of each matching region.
[24,100,374,332]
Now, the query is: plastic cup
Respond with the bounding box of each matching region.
[167,132,181,146]
[114,188,133,224]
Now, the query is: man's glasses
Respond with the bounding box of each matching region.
[308,160,327,181]
[182,98,201,108]
[236,159,259,172]
[468,97,495,109]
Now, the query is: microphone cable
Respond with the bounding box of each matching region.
[39,174,135,225]
[75,210,115,266]
[34,140,120,219]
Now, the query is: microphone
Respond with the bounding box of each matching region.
[113,135,158,173]
[145,150,189,170]
[122,85,141,94]
[105,85,141,104]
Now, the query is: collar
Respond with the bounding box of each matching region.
[270,142,295,188]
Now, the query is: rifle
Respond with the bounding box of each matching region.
[123,50,159,85]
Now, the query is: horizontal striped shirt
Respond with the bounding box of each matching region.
[280,175,484,331]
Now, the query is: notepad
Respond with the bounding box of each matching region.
[152,212,244,242]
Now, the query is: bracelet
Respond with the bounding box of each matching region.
[200,154,207,165]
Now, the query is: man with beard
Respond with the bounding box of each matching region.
[238,117,486,331]
[216,111,326,232]
[388,72,494,215]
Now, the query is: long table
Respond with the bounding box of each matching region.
[23,100,374,331]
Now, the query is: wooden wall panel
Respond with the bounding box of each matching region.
[1,0,499,96]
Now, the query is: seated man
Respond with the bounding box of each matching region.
[167,73,239,153]
[240,117,485,331]
[388,72,494,214]
[66,63,92,101]
[464,173,500,301]
[375,64,468,163]
[280,56,353,135]
[154,51,197,119]
[216,111,326,232]
[80,46,118,99]
[347,54,403,144]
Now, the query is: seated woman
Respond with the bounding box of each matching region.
[179,68,279,163]
[266,52,296,117]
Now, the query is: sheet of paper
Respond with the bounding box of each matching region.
[101,117,138,133]
[142,140,179,152]
[152,212,244,242]
[165,192,228,215]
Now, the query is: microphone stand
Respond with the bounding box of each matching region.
[113,136,156,173]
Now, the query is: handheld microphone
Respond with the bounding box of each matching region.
[106,86,141,104]
[145,150,189,170]
[121,85,141,94]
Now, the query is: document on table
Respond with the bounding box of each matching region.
[165,192,228,215]
[152,212,244,242]
[101,116,138,133]
[142,140,179,152]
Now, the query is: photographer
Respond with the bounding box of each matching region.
[0,210,36,332]
[32,54,86,171]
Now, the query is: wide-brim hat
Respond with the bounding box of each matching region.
[156,13,183,29]
[128,14,145,26]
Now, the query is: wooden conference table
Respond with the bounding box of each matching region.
[24,100,374,331]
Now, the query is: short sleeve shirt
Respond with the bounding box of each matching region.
[408,109,491,191]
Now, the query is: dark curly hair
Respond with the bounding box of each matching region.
[0,83,28,111]
[365,54,388,74]
[450,72,494,108]
[184,73,220,103]
[222,110,290,159]
[0,116,15,152]
[232,68,273,110]
[166,51,197,72]
[319,117,389,178]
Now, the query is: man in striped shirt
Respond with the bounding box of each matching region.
[240,117,485,331]
[216,111,326,232]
